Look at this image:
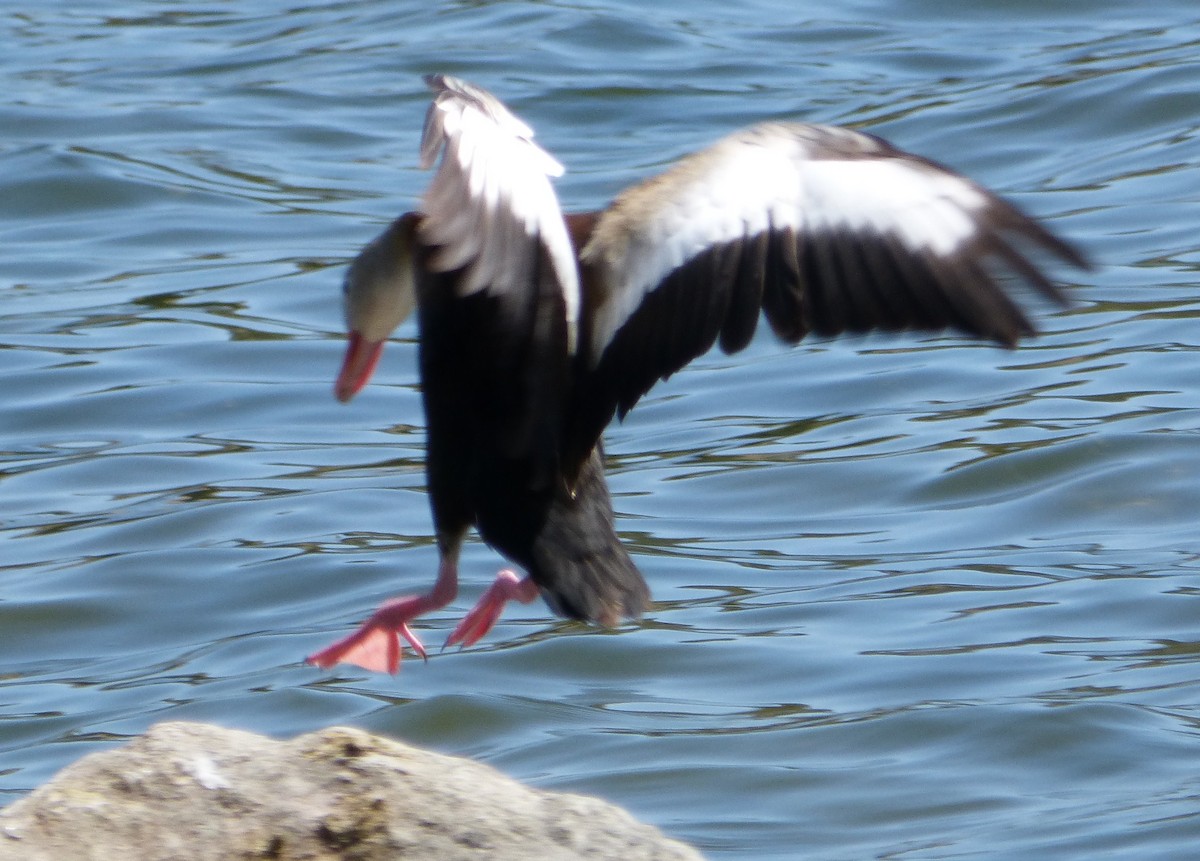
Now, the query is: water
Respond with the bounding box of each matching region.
[3,2,1200,858]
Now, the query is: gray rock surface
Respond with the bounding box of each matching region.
[0,721,703,860]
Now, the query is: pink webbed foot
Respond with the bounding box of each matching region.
[445,570,541,650]
[306,596,431,674]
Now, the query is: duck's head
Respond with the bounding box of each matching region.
[335,212,419,403]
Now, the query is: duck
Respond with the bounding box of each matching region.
[307,74,1087,674]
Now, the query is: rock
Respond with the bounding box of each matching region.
[0,721,703,861]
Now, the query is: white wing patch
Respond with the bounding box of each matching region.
[800,158,987,255]
[418,76,580,352]
[581,122,992,363]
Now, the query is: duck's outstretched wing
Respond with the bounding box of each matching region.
[565,122,1087,475]
[417,75,580,476]
[419,74,580,346]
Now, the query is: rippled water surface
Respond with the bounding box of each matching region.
[4,2,1200,858]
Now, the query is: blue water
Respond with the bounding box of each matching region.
[3,2,1200,858]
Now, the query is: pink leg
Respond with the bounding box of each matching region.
[445,569,540,650]
[306,556,459,674]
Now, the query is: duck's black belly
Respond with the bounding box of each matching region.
[415,263,648,624]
